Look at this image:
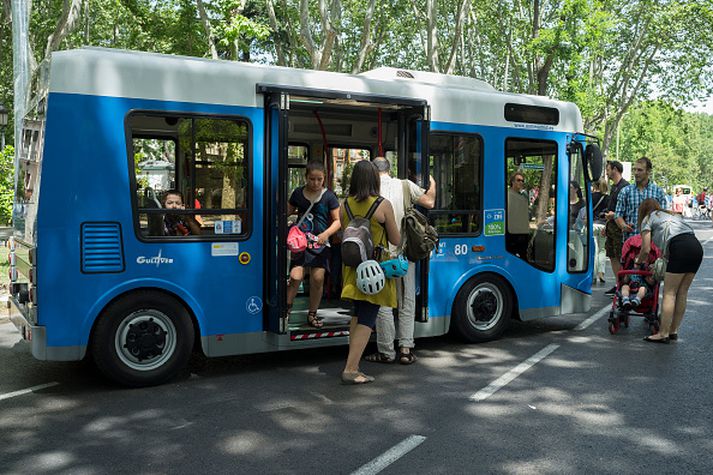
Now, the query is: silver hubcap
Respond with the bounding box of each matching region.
[466,283,503,332]
[115,309,177,371]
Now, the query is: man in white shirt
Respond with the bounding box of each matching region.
[365,156,435,364]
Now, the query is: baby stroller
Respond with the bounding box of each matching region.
[608,234,662,335]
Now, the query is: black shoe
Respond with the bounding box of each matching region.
[643,335,670,344]
[605,286,617,296]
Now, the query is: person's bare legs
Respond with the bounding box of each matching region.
[652,272,685,339]
[308,267,326,312]
[636,287,646,301]
[621,285,631,299]
[286,265,304,305]
[610,257,621,278]
[343,317,373,383]
[670,272,696,335]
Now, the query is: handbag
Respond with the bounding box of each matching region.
[652,257,667,281]
[286,188,326,253]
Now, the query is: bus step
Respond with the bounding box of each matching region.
[290,329,350,341]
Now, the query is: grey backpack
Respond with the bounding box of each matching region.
[342,197,384,267]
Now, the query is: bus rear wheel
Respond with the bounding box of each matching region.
[91,290,194,387]
[451,274,512,342]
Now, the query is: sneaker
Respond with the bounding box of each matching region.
[621,297,632,311]
[630,296,641,307]
[605,286,617,296]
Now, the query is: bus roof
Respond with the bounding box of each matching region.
[49,47,583,133]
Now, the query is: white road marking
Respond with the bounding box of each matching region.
[575,303,612,331]
[470,344,560,402]
[0,382,59,401]
[351,435,427,475]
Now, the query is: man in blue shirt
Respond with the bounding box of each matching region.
[614,157,666,240]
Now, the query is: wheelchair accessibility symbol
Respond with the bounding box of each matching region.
[246,296,262,315]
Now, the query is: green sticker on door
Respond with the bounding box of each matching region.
[484,209,505,236]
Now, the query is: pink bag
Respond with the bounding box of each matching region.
[286,188,326,253]
[287,226,308,253]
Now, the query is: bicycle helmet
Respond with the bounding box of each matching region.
[356,260,386,295]
[380,254,409,279]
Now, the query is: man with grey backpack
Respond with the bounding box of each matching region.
[365,157,436,365]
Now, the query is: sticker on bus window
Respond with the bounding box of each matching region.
[484,209,505,236]
[214,220,242,234]
[211,242,239,256]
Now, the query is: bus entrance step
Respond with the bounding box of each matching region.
[290,329,350,341]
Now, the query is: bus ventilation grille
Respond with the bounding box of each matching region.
[81,222,125,273]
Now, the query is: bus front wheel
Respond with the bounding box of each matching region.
[91,290,195,387]
[451,274,513,342]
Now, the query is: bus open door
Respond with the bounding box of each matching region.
[261,85,429,343]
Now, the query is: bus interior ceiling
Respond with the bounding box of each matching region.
[285,101,403,333]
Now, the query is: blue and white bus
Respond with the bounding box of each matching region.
[8,48,602,386]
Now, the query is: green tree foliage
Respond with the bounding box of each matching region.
[619,101,713,191]
[0,146,14,225]
[2,0,712,192]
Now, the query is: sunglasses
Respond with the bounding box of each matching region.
[515,178,525,183]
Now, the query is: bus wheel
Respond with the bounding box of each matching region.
[451,274,512,342]
[91,291,194,387]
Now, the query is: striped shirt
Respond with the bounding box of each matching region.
[615,181,666,240]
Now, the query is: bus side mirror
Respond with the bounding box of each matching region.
[585,143,603,181]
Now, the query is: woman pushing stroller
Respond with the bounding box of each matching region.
[636,199,704,344]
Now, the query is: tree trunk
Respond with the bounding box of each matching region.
[196,0,219,60]
[444,0,471,74]
[426,0,439,72]
[317,0,341,70]
[351,0,376,74]
[265,0,287,66]
[299,0,319,68]
[44,0,83,58]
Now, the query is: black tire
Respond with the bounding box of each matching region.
[451,274,513,342]
[91,290,194,387]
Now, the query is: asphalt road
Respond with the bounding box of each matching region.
[1,222,712,474]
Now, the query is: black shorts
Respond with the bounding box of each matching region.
[290,246,331,272]
[667,234,703,274]
[353,300,380,329]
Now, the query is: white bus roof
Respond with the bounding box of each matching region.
[49,47,583,132]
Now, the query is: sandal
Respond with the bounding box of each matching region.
[398,348,417,365]
[307,310,323,329]
[365,352,395,364]
[341,371,375,385]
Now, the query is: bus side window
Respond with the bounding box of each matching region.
[428,133,483,234]
[128,114,251,240]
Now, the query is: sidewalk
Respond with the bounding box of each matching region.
[0,293,8,324]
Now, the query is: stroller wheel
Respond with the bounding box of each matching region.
[621,314,629,328]
[608,320,620,335]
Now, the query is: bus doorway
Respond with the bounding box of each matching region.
[261,87,429,342]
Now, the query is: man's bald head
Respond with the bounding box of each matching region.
[373,156,390,174]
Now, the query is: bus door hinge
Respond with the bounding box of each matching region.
[280,93,290,111]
